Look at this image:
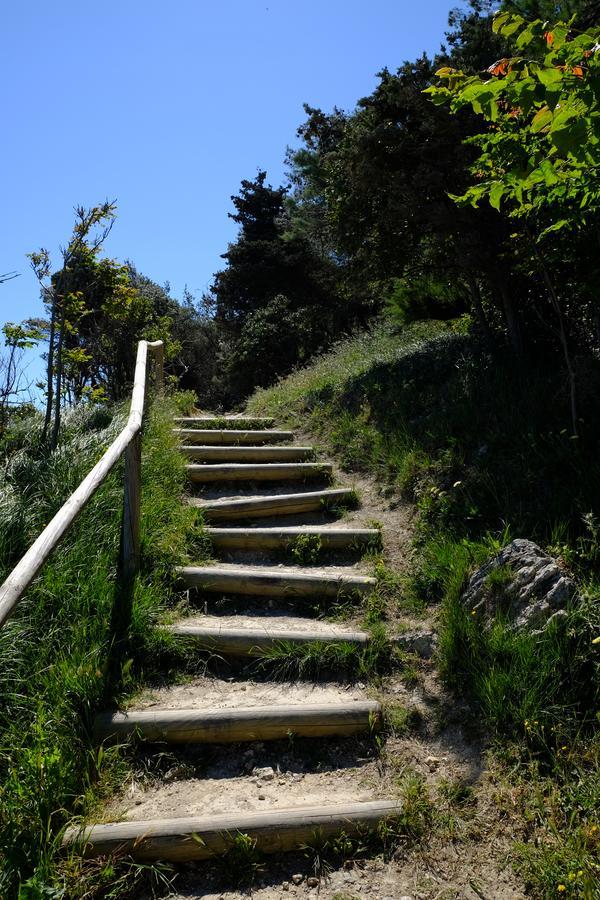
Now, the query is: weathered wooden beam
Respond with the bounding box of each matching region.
[206,526,380,551]
[94,700,381,744]
[174,429,294,445]
[193,488,356,521]
[186,463,332,482]
[181,445,315,463]
[63,799,401,861]
[177,565,376,597]
[166,622,370,656]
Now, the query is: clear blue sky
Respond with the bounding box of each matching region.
[3,0,462,340]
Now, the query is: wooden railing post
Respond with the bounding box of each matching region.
[121,430,141,584]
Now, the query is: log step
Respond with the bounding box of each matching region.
[186,463,332,483]
[206,526,381,551]
[94,700,381,744]
[193,488,356,521]
[63,799,401,861]
[174,417,274,429]
[177,565,376,598]
[166,621,370,656]
[174,429,294,445]
[182,445,315,462]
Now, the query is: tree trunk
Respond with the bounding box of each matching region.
[50,308,65,451]
[496,278,524,358]
[42,303,56,445]
[467,276,493,344]
[525,226,579,437]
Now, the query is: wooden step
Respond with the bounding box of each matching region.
[194,488,356,521]
[182,445,315,462]
[177,565,376,597]
[63,799,401,861]
[186,463,332,483]
[206,526,381,551]
[166,621,370,655]
[174,429,294,445]
[174,417,275,429]
[94,700,381,743]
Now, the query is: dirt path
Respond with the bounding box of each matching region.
[111,417,527,899]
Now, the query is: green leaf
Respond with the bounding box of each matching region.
[515,23,536,49]
[550,117,587,154]
[540,219,570,236]
[537,67,563,87]
[539,158,560,185]
[489,182,505,210]
[502,17,526,38]
[492,12,511,34]
[531,106,553,132]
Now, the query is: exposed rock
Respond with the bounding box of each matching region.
[252,766,275,781]
[306,876,319,887]
[461,538,576,631]
[394,629,437,659]
[291,874,304,885]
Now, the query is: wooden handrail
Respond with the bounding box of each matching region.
[0,339,164,630]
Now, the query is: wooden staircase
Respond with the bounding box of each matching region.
[64,414,400,865]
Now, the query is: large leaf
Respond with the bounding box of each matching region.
[531,106,553,132]
[537,67,564,87]
[489,182,506,210]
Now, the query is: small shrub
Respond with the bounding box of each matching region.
[290,533,322,565]
[395,770,433,839]
[218,833,265,887]
[384,702,421,737]
[171,389,197,415]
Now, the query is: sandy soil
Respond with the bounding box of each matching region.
[132,677,368,712]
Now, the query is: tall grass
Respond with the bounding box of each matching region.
[0,397,197,896]
[248,318,600,553]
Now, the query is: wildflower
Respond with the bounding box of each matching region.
[558,886,566,893]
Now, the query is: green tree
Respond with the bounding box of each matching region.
[427,11,600,433]
[29,203,117,448]
[210,171,354,401]
[0,322,43,426]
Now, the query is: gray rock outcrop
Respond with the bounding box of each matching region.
[461,538,576,631]
[394,629,438,659]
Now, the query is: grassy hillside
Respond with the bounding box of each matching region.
[248,318,600,896]
[0,397,199,897]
